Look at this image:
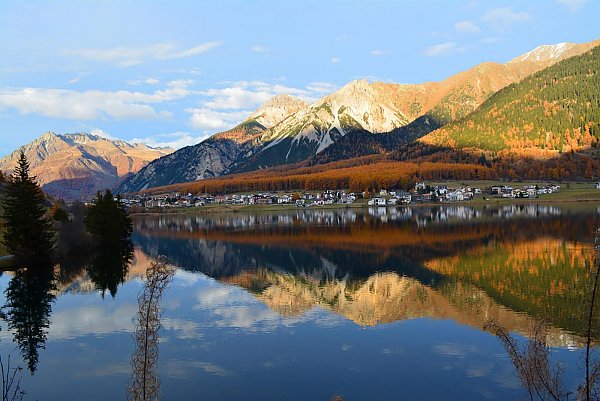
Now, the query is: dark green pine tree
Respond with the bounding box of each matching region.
[1,151,54,260]
[85,189,133,245]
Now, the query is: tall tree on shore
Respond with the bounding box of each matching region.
[1,152,54,260]
[85,190,133,245]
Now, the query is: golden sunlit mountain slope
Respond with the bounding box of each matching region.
[0,132,173,200]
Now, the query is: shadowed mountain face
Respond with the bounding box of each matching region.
[117,95,307,193]
[230,40,600,171]
[0,132,172,200]
[115,39,600,193]
[131,205,600,343]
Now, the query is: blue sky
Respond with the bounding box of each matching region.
[1,0,599,156]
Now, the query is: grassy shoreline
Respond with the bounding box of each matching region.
[129,185,600,216]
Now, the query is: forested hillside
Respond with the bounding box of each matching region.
[0,171,7,255]
[138,156,496,196]
[420,45,600,155]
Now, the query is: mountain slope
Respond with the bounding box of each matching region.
[420,43,600,155]
[0,132,172,200]
[117,39,599,193]
[117,120,265,192]
[116,95,307,193]
[234,39,600,171]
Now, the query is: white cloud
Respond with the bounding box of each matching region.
[250,45,269,53]
[305,82,337,94]
[126,78,160,86]
[131,131,210,149]
[423,42,466,57]
[160,68,203,75]
[183,80,336,134]
[0,81,194,120]
[330,57,341,64]
[165,360,232,379]
[167,79,194,88]
[199,80,333,110]
[454,20,482,34]
[202,86,272,110]
[196,286,240,307]
[64,41,221,67]
[44,304,137,340]
[187,107,251,130]
[67,71,91,85]
[557,0,589,12]
[433,342,477,358]
[482,7,530,29]
[90,128,117,140]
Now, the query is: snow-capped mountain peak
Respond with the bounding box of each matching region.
[247,94,307,128]
[509,42,573,63]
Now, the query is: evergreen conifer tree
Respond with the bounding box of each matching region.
[85,190,132,244]
[1,152,54,260]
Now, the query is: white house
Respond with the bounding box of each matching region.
[368,197,386,206]
[435,185,448,196]
[446,191,464,202]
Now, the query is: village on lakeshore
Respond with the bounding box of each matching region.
[113,181,600,210]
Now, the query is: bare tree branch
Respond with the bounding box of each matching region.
[127,256,175,401]
[0,352,26,401]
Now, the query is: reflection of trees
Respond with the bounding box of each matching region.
[128,257,174,401]
[133,209,599,338]
[87,240,133,298]
[425,238,597,336]
[486,228,600,401]
[3,259,55,374]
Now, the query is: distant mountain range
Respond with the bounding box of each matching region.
[117,39,599,194]
[3,39,599,198]
[0,132,172,199]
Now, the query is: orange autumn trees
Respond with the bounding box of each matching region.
[139,160,496,195]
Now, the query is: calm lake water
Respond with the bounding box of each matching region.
[1,204,599,400]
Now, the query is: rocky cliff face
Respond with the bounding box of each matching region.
[116,127,254,193]
[246,94,308,128]
[113,39,600,193]
[0,132,172,200]
[117,95,306,194]
[237,40,600,170]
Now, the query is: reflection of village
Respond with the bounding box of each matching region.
[118,182,568,209]
[18,204,593,357]
[132,203,574,233]
[128,205,599,348]
[50,243,593,350]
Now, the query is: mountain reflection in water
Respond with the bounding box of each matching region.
[131,204,599,345]
[1,204,598,401]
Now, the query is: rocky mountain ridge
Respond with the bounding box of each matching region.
[0,132,172,200]
[235,39,600,170]
[117,94,306,193]
[117,39,599,193]
[9,40,597,196]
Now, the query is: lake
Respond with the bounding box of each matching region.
[1,204,599,400]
